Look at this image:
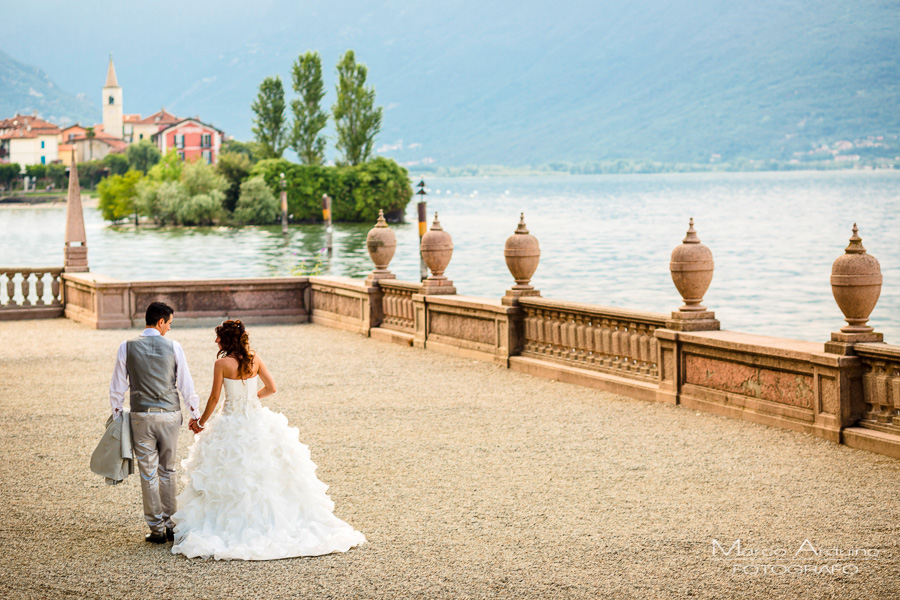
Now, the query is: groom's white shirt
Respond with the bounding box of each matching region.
[109,328,201,419]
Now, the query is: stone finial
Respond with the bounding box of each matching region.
[667,218,718,331]
[365,209,397,286]
[827,223,883,349]
[503,212,541,305]
[683,217,701,243]
[420,212,456,295]
[64,153,89,272]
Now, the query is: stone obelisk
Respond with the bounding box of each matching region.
[64,152,89,272]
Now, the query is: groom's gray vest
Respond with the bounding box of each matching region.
[126,335,180,412]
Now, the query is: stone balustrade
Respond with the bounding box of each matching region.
[7,202,900,460]
[508,298,666,401]
[62,272,310,328]
[519,298,664,379]
[854,343,900,433]
[378,280,421,333]
[0,268,64,320]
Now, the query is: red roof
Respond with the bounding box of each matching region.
[123,114,142,122]
[68,132,129,152]
[137,109,180,125]
[152,117,225,138]
[0,113,61,138]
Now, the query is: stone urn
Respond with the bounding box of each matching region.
[670,218,714,312]
[831,224,882,336]
[365,209,397,284]
[503,213,541,304]
[420,212,456,294]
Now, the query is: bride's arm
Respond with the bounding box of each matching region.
[256,356,277,400]
[197,360,226,428]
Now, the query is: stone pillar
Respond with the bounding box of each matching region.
[365,209,397,287]
[825,223,884,354]
[420,213,456,295]
[667,218,718,331]
[64,153,89,272]
[502,213,541,306]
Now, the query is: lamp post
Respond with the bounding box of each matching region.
[416,180,427,281]
[279,172,288,234]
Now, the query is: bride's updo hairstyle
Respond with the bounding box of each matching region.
[216,319,254,376]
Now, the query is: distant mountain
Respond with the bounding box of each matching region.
[1,1,897,167]
[0,50,99,127]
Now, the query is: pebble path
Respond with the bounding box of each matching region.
[2,319,899,599]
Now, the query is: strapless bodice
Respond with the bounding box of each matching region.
[222,375,261,415]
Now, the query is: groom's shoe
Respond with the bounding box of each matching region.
[145,531,167,544]
[165,526,175,542]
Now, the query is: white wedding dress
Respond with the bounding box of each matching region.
[171,376,366,560]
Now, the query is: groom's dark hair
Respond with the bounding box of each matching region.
[145,302,175,326]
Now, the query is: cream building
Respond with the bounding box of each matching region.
[0,114,60,166]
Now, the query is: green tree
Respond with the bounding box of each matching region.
[249,156,410,222]
[46,163,67,189]
[85,126,96,161]
[25,164,48,181]
[175,193,222,226]
[290,51,328,165]
[251,76,288,159]
[216,152,253,213]
[233,175,279,225]
[182,160,228,198]
[0,163,21,190]
[154,180,188,225]
[103,153,130,176]
[147,149,183,183]
[220,139,263,163]
[126,140,162,173]
[97,170,143,222]
[333,50,383,166]
[76,160,104,189]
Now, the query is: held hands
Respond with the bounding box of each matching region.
[188,418,204,434]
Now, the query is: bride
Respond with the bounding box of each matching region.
[171,319,366,560]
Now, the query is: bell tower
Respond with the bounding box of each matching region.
[102,55,123,138]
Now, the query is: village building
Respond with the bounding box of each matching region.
[0,57,225,167]
[125,108,179,144]
[153,118,224,164]
[0,114,61,166]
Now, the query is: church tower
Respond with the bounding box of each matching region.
[102,55,123,138]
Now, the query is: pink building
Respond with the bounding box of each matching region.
[152,118,224,164]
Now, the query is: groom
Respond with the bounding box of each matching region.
[109,301,201,544]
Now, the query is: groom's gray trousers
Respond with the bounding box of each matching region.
[130,410,182,533]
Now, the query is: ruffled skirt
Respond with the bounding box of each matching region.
[171,407,366,560]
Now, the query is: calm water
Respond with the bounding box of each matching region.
[2,171,898,343]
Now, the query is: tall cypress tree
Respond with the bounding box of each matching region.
[290,51,328,165]
[333,50,383,166]
[251,76,288,159]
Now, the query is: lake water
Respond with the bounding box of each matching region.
[2,171,898,343]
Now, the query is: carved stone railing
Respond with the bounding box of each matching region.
[517,297,666,382]
[308,276,380,335]
[0,268,64,320]
[62,272,309,329]
[379,280,421,333]
[854,343,900,436]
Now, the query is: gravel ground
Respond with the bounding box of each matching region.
[1,318,899,600]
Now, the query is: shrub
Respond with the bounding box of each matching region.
[233,175,279,225]
[217,152,253,212]
[103,153,130,176]
[249,156,411,222]
[97,170,143,221]
[155,181,188,225]
[175,192,221,226]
